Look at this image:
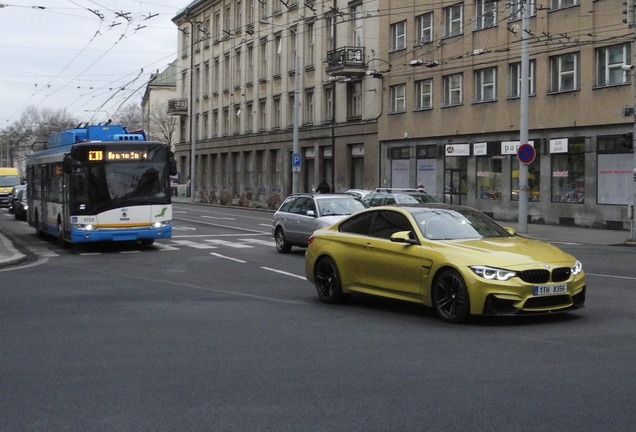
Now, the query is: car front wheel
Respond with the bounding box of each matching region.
[274,227,291,253]
[432,269,470,323]
[314,257,347,304]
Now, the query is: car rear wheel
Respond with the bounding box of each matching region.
[314,257,347,304]
[274,227,291,253]
[432,269,470,323]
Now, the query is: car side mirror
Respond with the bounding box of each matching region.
[306,210,316,217]
[390,230,418,245]
[504,227,517,236]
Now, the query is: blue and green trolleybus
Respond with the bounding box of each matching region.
[26,124,177,247]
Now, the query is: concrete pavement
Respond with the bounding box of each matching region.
[1,204,634,268]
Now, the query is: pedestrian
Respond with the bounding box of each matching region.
[316,179,331,194]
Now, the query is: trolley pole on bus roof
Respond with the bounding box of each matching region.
[517,2,531,234]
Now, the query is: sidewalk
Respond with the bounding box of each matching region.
[1,205,634,268]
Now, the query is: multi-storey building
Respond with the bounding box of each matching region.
[170,0,635,228]
[379,0,634,228]
[171,0,383,203]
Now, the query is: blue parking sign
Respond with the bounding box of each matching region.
[292,153,302,167]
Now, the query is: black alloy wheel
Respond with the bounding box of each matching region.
[314,257,347,304]
[432,269,470,323]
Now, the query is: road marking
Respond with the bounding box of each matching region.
[588,273,636,281]
[239,238,276,247]
[210,252,246,263]
[173,216,269,234]
[201,215,235,220]
[170,239,217,249]
[261,267,306,280]
[205,239,252,248]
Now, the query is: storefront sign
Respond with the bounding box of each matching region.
[502,141,534,155]
[550,138,569,153]
[474,142,488,156]
[445,144,470,156]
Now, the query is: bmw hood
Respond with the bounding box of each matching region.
[433,236,576,268]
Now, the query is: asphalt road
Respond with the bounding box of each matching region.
[1,204,635,431]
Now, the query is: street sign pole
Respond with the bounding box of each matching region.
[518,2,531,233]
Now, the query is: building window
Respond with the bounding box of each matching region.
[509,60,536,98]
[259,0,268,19]
[212,110,219,137]
[326,14,336,51]
[351,3,363,47]
[288,92,295,128]
[511,156,541,201]
[415,79,433,110]
[305,22,315,68]
[235,0,242,30]
[551,0,579,10]
[474,67,497,102]
[475,0,497,30]
[223,107,229,136]
[597,135,634,205]
[259,38,267,81]
[596,44,630,87]
[390,84,406,113]
[247,44,254,85]
[259,99,266,130]
[304,89,314,125]
[204,62,210,97]
[443,73,463,106]
[476,157,502,200]
[223,53,230,91]
[289,26,298,74]
[391,20,406,51]
[274,34,282,76]
[246,102,253,133]
[509,0,537,20]
[234,48,241,88]
[202,112,209,138]
[234,105,241,134]
[550,52,579,93]
[415,12,433,45]
[324,86,334,122]
[213,58,219,94]
[273,96,281,129]
[551,139,585,203]
[444,3,463,38]
[347,81,362,118]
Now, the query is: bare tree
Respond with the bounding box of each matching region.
[147,101,177,146]
[111,103,142,130]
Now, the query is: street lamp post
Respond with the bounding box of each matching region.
[260,18,302,194]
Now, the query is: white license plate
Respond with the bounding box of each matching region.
[533,284,567,296]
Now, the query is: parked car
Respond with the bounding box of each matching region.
[14,188,28,221]
[361,188,437,207]
[305,204,586,323]
[7,184,26,214]
[272,193,366,253]
[344,189,372,200]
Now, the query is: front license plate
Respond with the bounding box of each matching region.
[533,284,567,296]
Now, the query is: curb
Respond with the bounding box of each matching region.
[0,232,27,269]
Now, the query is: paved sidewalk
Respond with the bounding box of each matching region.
[1,204,634,268]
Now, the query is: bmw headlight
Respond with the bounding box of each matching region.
[470,266,516,281]
[571,260,583,275]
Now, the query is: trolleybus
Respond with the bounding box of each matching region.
[26,124,177,247]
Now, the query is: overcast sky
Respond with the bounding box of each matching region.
[0,0,185,126]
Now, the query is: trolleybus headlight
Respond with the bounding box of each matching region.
[73,223,96,231]
[152,220,172,228]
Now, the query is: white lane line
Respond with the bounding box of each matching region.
[210,252,247,263]
[588,273,636,281]
[261,267,306,280]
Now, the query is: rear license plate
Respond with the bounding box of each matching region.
[533,284,567,296]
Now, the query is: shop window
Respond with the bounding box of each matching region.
[511,156,540,201]
[476,157,502,200]
[551,140,585,203]
[597,135,633,205]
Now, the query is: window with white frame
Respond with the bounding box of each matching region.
[550,52,579,92]
[474,67,497,102]
[444,3,463,38]
[351,3,363,47]
[391,20,406,51]
[509,0,537,20]
[289,26,298,73]
[443,73,463,106]
[596,44,630,87]
[415,79,433,110]
[416,12,433,45]
[390,84,406,113]
[475,0,497,30]
[234,104,241,134]
[304,89,314,125]
[509,60,536,98]
[223,53,230,91]
[259,38,267,80]
[551,0,579,10]
[305,22,315,68]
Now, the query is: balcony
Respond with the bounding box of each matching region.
[326,46,367,77]
[168,98,188,116]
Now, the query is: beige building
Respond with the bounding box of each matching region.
[142,61,179,146]
[168,0,635,228]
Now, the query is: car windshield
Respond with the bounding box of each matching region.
[414,208,512,240]
[407,193,436,203]
[317,198,366,216]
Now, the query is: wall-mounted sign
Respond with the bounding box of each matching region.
[445,144,470,156]
[550,138,569,153]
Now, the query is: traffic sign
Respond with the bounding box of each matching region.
[517,143,536,165]
[292,153,301,172]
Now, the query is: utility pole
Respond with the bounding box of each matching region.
[627,0,636,241]
[517,1,531,233]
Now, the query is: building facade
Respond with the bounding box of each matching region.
[168,0,635,228]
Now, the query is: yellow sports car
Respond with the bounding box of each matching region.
[305,204,586,323]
